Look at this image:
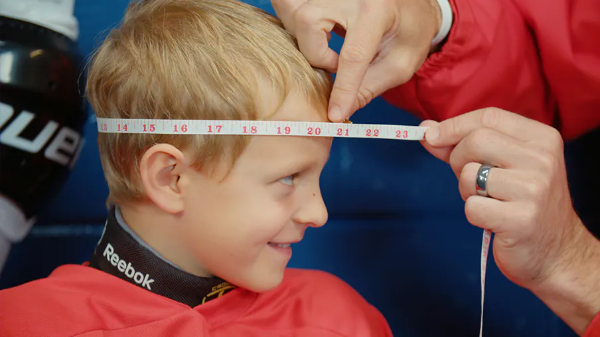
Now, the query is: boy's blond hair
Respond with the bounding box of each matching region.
[86,0,332,204]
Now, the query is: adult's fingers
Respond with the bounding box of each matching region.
[328,8,389,122]
[294,4,340,72]
[448,128,541,177]
[356,46,417,111]
[420,120,453,162]
[425,108,558,148]
[271,0,307,34]
[464,196,527,236]
[458,163,532,202]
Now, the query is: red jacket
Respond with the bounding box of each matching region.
[0,266,391,337]
[587,314,600,337]
[382,0,600,141]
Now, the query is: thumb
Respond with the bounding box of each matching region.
[419,120,453,163]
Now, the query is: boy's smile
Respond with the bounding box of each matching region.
[267,243,293,257]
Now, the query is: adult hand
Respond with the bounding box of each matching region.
[271,0,442,122]
[421,107,600,335]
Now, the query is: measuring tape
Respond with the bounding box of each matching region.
[96,117,491,336]
[95,118,428,140]
[480,229,491,337]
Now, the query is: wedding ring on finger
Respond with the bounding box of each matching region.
[476,164,493,197]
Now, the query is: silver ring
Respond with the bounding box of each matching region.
[476,164,493,197]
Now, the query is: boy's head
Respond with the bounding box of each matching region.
[87,0,333,292]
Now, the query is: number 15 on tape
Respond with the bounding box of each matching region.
[96,118,429,141]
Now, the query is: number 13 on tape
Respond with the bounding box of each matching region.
[96,118,428,141]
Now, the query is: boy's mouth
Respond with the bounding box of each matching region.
[268,242,291,248]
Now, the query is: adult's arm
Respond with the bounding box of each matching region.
[383,0,600,140]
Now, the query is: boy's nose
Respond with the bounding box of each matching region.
[294,188,328,228]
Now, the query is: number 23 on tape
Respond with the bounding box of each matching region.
[96,118,428,141]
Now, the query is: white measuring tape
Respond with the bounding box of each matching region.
[480,229,491,337]
[95,118,427,140]
[96,117,491,335]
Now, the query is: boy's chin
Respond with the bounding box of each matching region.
[238,268,286,293]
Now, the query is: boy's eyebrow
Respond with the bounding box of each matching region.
[268,151,316,174]
[273,157,312,173]
[281,147,332,174]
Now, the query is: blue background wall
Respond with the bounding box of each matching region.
[2,1,599,336]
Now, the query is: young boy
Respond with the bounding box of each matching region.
[0,0,392,336]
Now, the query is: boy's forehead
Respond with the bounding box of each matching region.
[261,89,329,123]
[240,136,331,175]
[242,125,332,168]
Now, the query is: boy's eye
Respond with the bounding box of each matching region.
[279,174,296,186]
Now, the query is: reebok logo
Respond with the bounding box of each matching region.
[103,243,155,290]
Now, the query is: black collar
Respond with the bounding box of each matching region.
[89,206,236,307]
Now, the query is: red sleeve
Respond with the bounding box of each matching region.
[581,313,600,337]
[381,0,600,140]
[583,311,600,337]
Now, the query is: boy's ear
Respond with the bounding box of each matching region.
[139,144,186,214]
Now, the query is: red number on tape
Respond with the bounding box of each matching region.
[173,125,188,132]
[143,124,156,132]
[208,125,223,133]
[336,128,350,136]
[101,124,108,132]
[243,126,258,134]
[396,130,409,138]
[118,124,128,132]
[277,127,291,135]
[366,129,380,137]
[307,127,321,135]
